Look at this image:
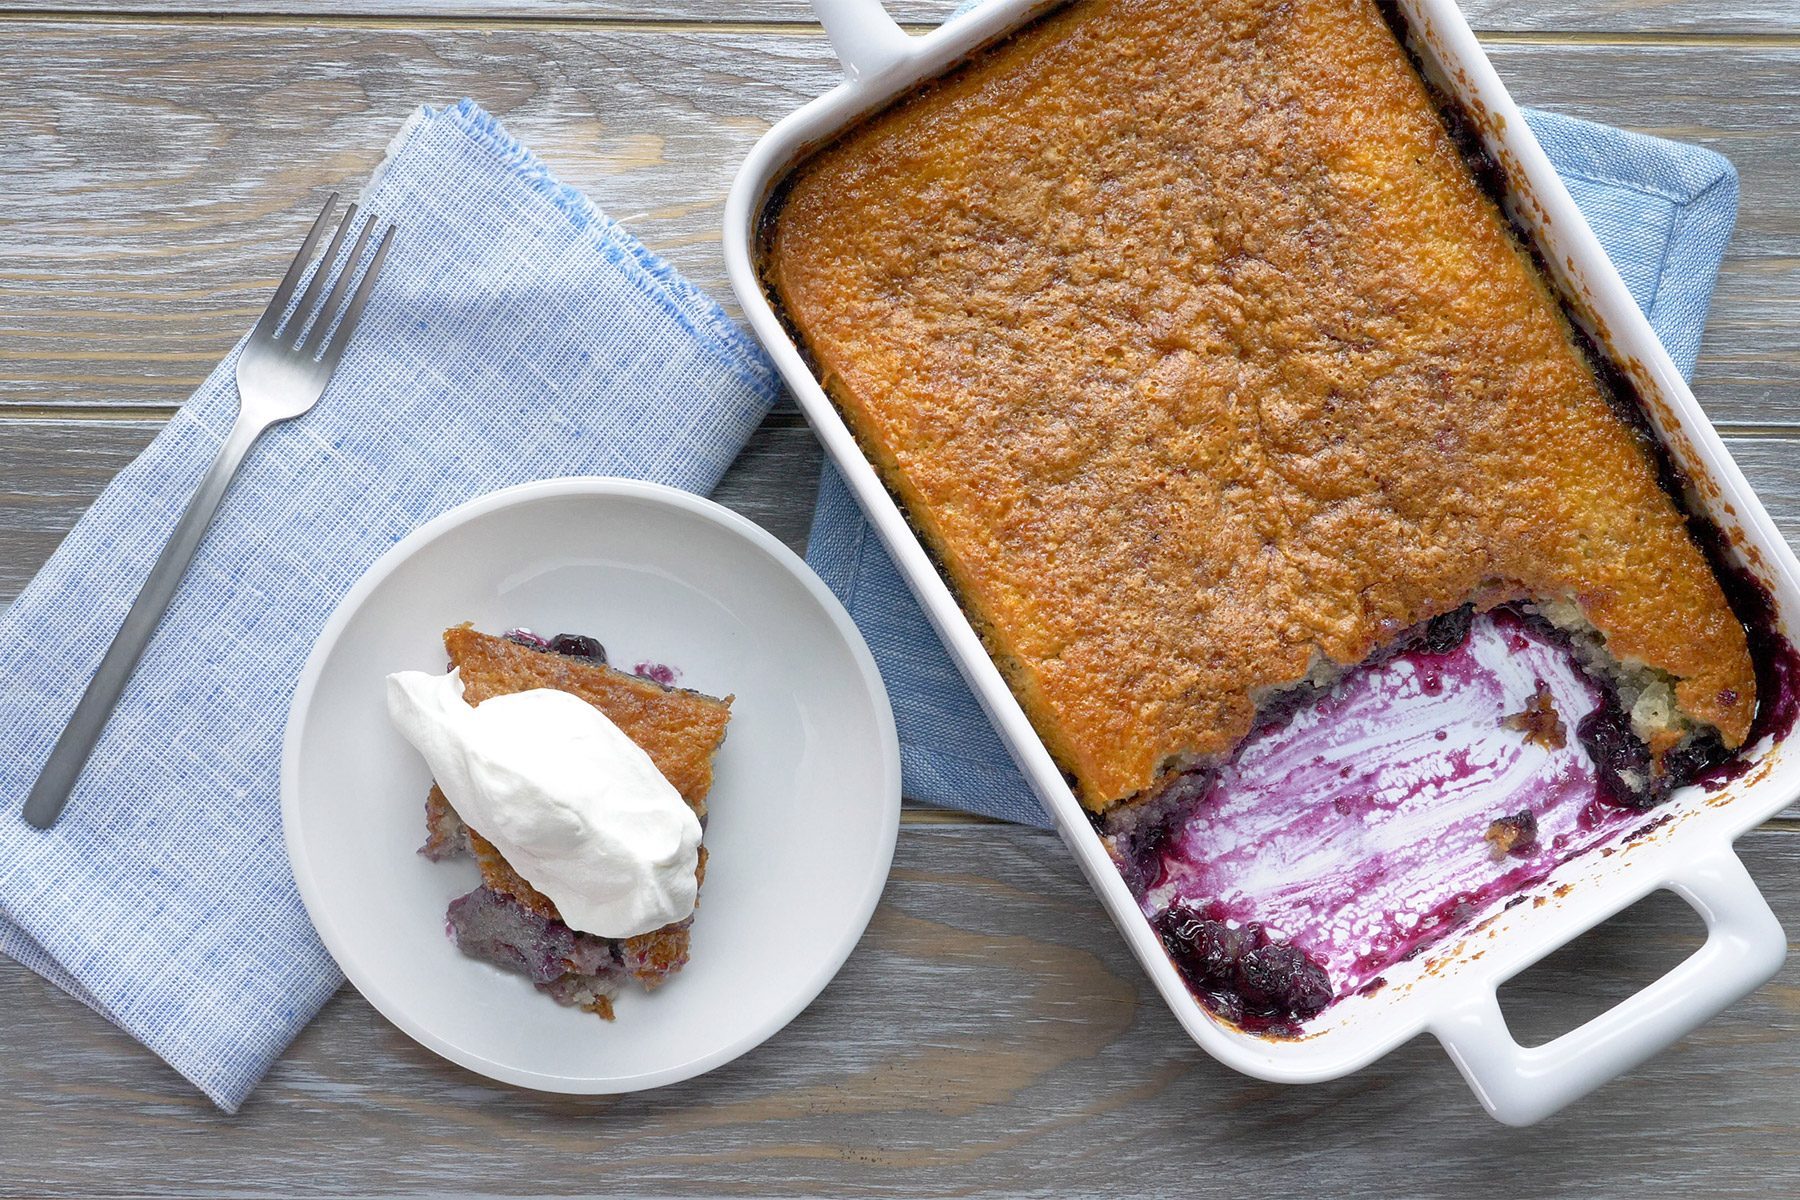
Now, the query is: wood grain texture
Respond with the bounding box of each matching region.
[0,415,823,603]
[6,0,1800,35]
[1,822,1799,1199]
[4,25,1800,422]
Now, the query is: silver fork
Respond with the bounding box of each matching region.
[23,194,396,830]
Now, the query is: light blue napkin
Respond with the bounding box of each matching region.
[0,99,779,1111]
[805,108,1742,829]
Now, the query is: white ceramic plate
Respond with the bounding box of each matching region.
[282,477,900,1093]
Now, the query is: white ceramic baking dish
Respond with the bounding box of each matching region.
[722,0,1800,1125]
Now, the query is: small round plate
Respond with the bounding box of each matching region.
[282,477,900,1093]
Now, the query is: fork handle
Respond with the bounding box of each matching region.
[22,412,265,829]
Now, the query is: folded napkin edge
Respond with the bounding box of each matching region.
[0,817,337,1113]
[1522,108,1739,207]
[372,98,783,409]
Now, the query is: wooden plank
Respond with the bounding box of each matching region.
[0,820,1797,1198]
[4,0,1800,36]
[3,26,1800,422]
[0,415,822,604]
[0,420,154,602]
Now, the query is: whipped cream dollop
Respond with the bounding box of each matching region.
[386,669,701,939]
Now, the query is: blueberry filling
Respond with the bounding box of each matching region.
[495,629,691,687]
[1154,900,1332,1031]
[1661,726,1731,785]
[1418,604,1474,655]
[447,886,621,989]
[1105,769,1212,896]
[1577,698,1733,812]
[503,628,610,664]
[1575,696,1659,810]
[550,633,608,663]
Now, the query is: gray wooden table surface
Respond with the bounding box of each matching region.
[6,0,1800,1195]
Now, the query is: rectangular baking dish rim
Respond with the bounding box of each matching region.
[721,0,1800,1123]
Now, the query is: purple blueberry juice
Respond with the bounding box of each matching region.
[1123,608,1741,1033]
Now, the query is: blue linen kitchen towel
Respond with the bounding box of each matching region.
[0,99,780,1111]
[804,107,1742,829]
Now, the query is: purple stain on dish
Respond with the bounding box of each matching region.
[1134,609,1669,1012]
[635,662,680,686]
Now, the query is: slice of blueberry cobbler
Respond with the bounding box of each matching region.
[419,624,732,1019]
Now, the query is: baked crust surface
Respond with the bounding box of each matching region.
[764,0,1755,808]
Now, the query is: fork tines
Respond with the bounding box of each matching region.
[253,192,397,365]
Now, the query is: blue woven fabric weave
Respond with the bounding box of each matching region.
[804,108,1741,829]
[0,100,779,1111]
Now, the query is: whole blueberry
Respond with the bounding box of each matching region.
[1189,919,1247,985]
[1421,606,1474,655]
[1577,703,1658,809]
[1207,988,1247,1025]
[1157,900,1208,959]
[1236,942,1333,1019]
[1158,903,1251,988]
[550,633,608,663]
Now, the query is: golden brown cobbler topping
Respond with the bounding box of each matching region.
[765,0,1755,809]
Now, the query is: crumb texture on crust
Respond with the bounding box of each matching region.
[764,0,1755,808]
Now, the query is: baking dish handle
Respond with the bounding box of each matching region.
[811,0,913,82]
[1431,844,1786,1126]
